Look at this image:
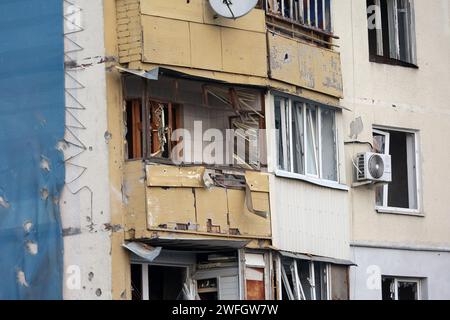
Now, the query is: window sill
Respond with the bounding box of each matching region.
[369,55,419,69]
[275,170,349,191]
[376,207,424,217]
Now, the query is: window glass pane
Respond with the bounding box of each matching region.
[314,262,328,300]
[297,260,312,300]
[397,0,410,62]
[309,0,316,26]
[325,0,332,31]
[317,0,324,29]
[275,97,291,171]
[292,103,305,174]
[373,133,387,153]
[320,108,337,181]
[303,0,309,23]
[382,277,395,300]
[306,105,319,176]
[388,131,411,209]
[397,281,419,300]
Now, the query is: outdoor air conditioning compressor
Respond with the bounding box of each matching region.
[355,152,392,183]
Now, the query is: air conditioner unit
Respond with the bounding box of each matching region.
[356,152,392,183]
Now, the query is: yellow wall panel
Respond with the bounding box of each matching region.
[147,187,196,228]
[203,5,266,33]
[140,0,204,23]
[268,33,343,98]
[268,33,302,87]
[227,189,271,237]
[142,15,191,67]
[190,23,223,71]
[124,161,147,233]
[146,165,205,187]
[195,188,229,234]
[221,28,267,77]
[245,171,270,192]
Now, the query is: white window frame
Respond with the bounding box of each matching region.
[373,126,422,216]
[132,262,192,301]
[383,277,422,300]
[370,0,417,65]
[274,94,347,190]
[280,259,331,301]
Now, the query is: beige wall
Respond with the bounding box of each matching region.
[335,0,450,247]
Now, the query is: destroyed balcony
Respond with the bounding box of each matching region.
[123,162,272,243]
[120,72,272,244]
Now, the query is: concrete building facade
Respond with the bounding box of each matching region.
[335,0,450,300]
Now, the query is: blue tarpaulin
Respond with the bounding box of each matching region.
[0,0,65,299]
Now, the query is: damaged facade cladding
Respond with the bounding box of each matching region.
[107,0,351,301]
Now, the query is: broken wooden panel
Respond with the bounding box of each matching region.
[195,188,229,234]
[227,189,271,237]
[146,165,205,188]
[248,190,270,214]
[246,267,266,300]
[268,33,343,98]
[124,161,147,233]
[147,187,196,229]
[245,171,270,192]
[330,265,350,300]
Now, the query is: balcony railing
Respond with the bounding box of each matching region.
[262,0,338,47]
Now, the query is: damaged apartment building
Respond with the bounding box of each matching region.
[109,0,353,301]
[1,0,449,301]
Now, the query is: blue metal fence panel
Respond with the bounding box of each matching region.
[0,0,65,299]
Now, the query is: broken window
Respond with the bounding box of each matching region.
[125,100,143,160]
[367,0,417,66]
[382,276,421,300]
[197,278,219,300]
[130,263,190,300]
[275,95,339,182]
[245,253,268,300]
[123,75,265,169]
[149,101,181,159]
[266,0,332,32]
[373,128,419,211]
[280,257,336,300]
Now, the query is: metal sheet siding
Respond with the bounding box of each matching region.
[272,177,351,260]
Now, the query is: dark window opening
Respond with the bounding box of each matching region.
[373,128,418,210]
[382,276,420,300]
[126,100,143,160]
[131,264,143,301]
[388,131,410,208]
[148,266,186,300]
[367,0,417,67]
[197,278,218,300]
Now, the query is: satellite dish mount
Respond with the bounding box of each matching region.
[208,0,259,19]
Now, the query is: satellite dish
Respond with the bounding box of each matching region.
[208,0,259,19]
[368,154,385,179]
